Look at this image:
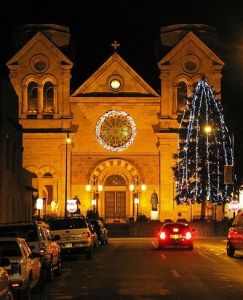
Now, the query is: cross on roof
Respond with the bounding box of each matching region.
[111,40,120,52]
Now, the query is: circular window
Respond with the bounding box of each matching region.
[96,110,136,152]
[110,79,121,90]
[107,75,123,92]
[182,55,200,74]
[30,55,49,73]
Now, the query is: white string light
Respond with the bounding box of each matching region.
[175,79,233,204]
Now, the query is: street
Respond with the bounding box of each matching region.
[32,237,243,300]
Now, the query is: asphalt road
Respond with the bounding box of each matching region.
[31,237,243,300]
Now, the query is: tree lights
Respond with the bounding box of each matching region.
[173,79,233,207]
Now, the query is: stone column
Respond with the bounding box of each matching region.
[38,84,43,114]
[22,84,28,113]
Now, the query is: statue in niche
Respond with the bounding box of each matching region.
[151,191,159,211]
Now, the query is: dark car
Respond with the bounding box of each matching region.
[89,220,109,245]
[157,222,194,250]
[227,212,243,257]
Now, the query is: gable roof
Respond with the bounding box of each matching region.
[159,31,224,66]
[71,52,159,97]
[7,31,73,66]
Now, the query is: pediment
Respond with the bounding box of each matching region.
[7,31,73,67]
[158,32,224,67]
[71,53,159,97]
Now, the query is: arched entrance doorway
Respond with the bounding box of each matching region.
[88,158,141,223]
[104,174,127,222]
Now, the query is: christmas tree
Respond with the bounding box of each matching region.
[173,79,234,216]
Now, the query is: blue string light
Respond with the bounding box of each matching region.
[175,79,233,204]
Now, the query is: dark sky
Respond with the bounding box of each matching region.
[0,0,243,177]
[0,0,243,88]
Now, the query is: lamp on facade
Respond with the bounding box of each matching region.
[129,177,146,220]
[36,198,43,220]
[65,132,72,218]
[86,176,103,213]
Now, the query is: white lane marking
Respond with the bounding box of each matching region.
[171,269,181,278]
[197,249,217,264]
[152,240,157,248]
[160,254,166,259]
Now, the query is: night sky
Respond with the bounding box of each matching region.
[0,0,243,179]
[0,0,243,85]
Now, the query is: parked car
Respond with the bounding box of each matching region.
[49,217,93,259]
[0,263,13,300]
[88,224,99,249]
[157,222,194,250]
[227,211,243,257]
[0,237,41,299]
[89,219,109,245]
[0,221,61,282]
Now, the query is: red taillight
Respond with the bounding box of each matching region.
[172,227,179,233]
[185,231,192,240]
[159,231,166,240]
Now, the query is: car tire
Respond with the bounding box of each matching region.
[227,242,235,257]
[14,287,31,300]
[86,248,92,260]
[188,245,194,250]
[6,290,13,300]
[46,264,55,282]
[54,259,61,277]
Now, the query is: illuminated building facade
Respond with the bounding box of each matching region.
[6,24,225,222]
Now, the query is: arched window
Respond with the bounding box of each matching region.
[177,82,187,113]
[104,175,126,186]
[43,81,54,113]
[43,173,53,178]
[27,81,38,113]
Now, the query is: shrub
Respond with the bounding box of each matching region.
[136,214,148,222]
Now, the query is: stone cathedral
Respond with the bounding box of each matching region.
[6,23,224,222]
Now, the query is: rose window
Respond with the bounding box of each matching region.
[96,110,136,151]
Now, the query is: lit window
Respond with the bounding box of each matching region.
[177,82,187,113]
[96,110,136,152]
[27,81,38,113]
[110,79,121,90]
[43,81,54,113]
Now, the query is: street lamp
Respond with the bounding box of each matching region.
[129,177,146,220]
[65,132,72,218]
[134,197,139,220]
[86,177,103,213]
[36,198,43,220]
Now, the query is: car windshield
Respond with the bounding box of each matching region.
[49,218,88,230]
[0,241,22,257]
[162,223,189,231]
[0,225,38,242]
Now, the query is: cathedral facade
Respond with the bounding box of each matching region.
[6,24,224,222]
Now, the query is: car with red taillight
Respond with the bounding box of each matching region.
[157,222,194,250]
[49,217,93,259]
[227,211,243,257]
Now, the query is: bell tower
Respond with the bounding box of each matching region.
[6,24,73,131]
[156,24,224,220]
